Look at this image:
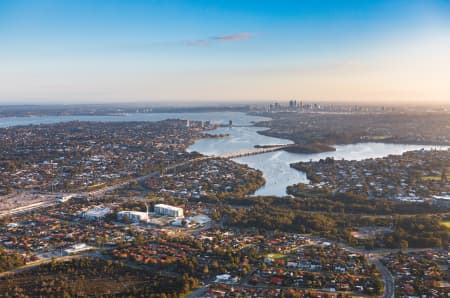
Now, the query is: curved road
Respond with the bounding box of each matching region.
[371,258,394,298]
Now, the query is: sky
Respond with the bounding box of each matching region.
[0,0,449,105]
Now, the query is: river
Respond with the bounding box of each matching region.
[0,111,268,128]
[0,111,443,196]
[188,126,442,196]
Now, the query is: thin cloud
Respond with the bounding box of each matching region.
[186,33,254,47]
[211,33,254,41]
[113,33,254,50]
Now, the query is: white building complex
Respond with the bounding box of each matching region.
[154,204,184,218]
[81,206,112,220]
[117,210,149,223]
[64,243,93,255]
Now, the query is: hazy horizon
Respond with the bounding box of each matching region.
[1,0,449,105]
[1,99,449,109]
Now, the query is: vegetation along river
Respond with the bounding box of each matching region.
[0,112,442,196]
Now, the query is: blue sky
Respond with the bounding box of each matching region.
[0,0,449,104]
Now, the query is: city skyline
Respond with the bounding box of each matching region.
[1,0,449,105]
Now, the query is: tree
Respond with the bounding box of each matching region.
[441,168,448,183]
[400,240,408,251]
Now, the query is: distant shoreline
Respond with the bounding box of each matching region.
[0,106,250,119]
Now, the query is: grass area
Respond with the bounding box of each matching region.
[265,253,286,260]
[421,175,449,181]
[367,135,390,140]
[441,221,450,229]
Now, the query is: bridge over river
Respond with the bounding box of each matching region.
[212,145,289,159]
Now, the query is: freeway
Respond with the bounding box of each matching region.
[0,255,83,278]
[0,200,57,218]
[0,145,291,218]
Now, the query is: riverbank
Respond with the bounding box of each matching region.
[289,149,450,202]
[0,110,444,197]
[251,111,450,147]
[254,143,336,154]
